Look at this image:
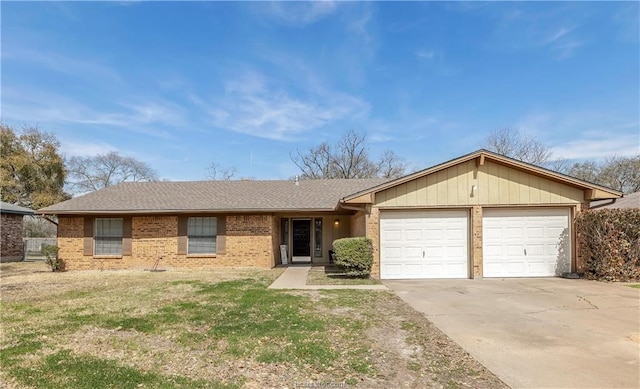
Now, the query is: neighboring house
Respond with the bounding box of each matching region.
[40,150,622,279]
[590,191,639,209]
[1,202,35,262]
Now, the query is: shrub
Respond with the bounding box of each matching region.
[576,209,640,281]
[332,237,373,278]
[41,245,64,272]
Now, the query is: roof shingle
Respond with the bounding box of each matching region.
[39,179,389,214]
[1,202,36,215]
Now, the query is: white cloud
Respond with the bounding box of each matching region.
[256,1,337,27]
[545,27,572,44]
[513,110,639,159]
[2,87,183,139]
[3,48,122,84]
[416,49,435,61]
[61,140,117,158]
[207,71,369,141]
[348,5,374,44]
[552,134,639,160]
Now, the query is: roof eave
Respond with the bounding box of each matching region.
[39,207,343,215]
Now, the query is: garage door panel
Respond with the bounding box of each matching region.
[404,246,423,259]
[483,208,571,278]
[527,227,544,238]
[405,229,423,241]
[506,244,523,256]
[381,210,469,279]
[385,230,403,242]
[405,263,423,275]
[506,227,524,238]
[527,244,544,255]
[382,264,403,278]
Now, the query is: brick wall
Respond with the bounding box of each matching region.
[1,213,24,261]
[366,206,381,278]
[57,214,276,270]
[471,206,483,278]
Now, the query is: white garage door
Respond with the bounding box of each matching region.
[483,208,571,277]
[380,210,469,279]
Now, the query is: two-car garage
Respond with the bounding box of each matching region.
[380,207,572,279]
[343,150,622,280]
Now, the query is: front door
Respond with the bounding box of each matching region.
[291,219,311,263]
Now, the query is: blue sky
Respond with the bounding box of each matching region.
[2,1,639,181]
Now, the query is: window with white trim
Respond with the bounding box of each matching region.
[188,217,217,254]
[95,218,123,255]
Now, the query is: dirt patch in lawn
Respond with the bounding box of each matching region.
[1,262,505,389]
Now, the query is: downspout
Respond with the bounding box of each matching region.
[40,214,59,226]
[589,198,617,210]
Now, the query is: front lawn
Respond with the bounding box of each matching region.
[1,262,504,388]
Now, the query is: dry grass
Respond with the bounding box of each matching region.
[1,262,505,388]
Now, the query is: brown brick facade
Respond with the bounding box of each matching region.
[57,214,277,270]
[1,213,25,262]
[365,206,380,278]
[471,206,483,278]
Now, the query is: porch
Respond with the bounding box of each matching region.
[275,213,361,265]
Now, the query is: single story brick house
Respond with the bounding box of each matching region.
[40,150,622,279]
[1,202,35,262]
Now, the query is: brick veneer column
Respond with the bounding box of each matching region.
[471,206,483,279]
[366,206,380,279]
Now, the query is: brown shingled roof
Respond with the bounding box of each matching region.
[39,179,389,214]
[591,192,640,209]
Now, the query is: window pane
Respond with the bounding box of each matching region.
[95,218,123,255]
[95,237,122,255]
[314,218,323,257]
[188,217,217,254]
[188,217,217,236]
[188,237,217,254]
[96,218,123,238]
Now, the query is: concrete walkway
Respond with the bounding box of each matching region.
[268,265,387,290]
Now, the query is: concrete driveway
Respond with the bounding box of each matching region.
[385,278,640,389]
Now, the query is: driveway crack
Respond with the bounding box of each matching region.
[577,295,599,309]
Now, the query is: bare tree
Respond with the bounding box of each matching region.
[206,163,237,180]
[484,128,554,166]
[67,151,158,193]
[568,155,640,193]
[290,130,407,179]
[378,150,408,179]
[23,216,57,238]
[564,160,600,184]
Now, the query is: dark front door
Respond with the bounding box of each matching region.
[292,219,311,257]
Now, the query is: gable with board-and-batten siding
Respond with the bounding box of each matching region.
[375,159,585,207]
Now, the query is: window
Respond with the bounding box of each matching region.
[314,218,323,257]
[95,218,123,255]
[188,217,217,254]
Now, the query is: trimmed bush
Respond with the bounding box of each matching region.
[41,245,65,272]
[576,209,640,281]
[332,237,373,278]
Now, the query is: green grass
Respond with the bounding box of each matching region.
[307,267,382,285]
[1,264,503,388]
[1,273,374,387]
[627,284,640,288]
[10,350,238,389]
